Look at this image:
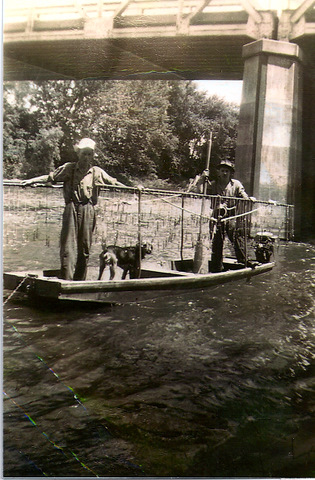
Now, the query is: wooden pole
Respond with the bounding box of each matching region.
[244,200,248,267]
[193,131,213,273]
[180,194,184,261]
[137,188,142,278]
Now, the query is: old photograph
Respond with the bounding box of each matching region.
[2,0,315,477]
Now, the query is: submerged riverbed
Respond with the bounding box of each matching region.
[3,242,315,477]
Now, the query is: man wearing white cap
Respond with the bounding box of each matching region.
[22,138,127,280]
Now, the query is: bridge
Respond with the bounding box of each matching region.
[3,0,315,81]
[3,0,315,239]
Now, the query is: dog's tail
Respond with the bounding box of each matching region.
[102,232,119,250]
[101,235,107,251]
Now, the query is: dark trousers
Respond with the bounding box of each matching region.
[210,220,247,272]
[60,202,96,280]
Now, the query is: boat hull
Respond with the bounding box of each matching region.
[3,262,275,305]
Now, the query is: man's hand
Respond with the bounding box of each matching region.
[21,179,33,188]
[249,196,256,202]
[115,180,127,187]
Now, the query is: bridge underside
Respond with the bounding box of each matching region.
[3,6,274,81]
[4,3,315,82]
[4,35,252,81]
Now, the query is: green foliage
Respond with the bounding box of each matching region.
[2,134,26,179]
[94,81,178,178]
[3,82,38,178]
[167,81,239,179]
[23,127,63,177]
[3,80,239,183]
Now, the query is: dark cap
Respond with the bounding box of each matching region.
[216,160,235,172]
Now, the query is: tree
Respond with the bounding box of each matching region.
[94,81,178,178]
[3,82,39,178]
[26,80,108,164]
[167,82,239,180]
[3,80,239,183]
[22,127,63,177]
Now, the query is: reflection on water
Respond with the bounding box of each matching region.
[3,242,315,477]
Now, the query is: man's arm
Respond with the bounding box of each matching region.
[235,180,256,202]
[94,166,127,188]
[187,170,209,193]
[21,174,50,187]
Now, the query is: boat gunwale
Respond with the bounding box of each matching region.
[4,262,275,295]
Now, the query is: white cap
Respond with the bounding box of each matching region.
[74,138,95,151]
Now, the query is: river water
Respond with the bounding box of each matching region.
[3,241,315,478]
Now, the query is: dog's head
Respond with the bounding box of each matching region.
[102,251,115,265]
[141,243,153,256]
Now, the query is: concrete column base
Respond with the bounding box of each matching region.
[235,39,303,239]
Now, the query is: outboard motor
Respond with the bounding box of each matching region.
[254,231,276,263]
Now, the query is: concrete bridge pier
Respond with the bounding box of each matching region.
[235,39,303,239]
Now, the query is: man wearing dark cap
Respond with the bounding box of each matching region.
[188,160,255,272]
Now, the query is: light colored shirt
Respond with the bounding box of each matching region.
[48,162,119,205]
[208,178,249,199]
[208,179,249,219]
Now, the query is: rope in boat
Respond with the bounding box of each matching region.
[4,323,102,474]
[15,450,48,476]
[3,276,29,306]
[4,284,91,412]
[101,191,183,207]
[157,194,211,221]
[102,187,261,223]
[220,207,261,222]
[3,391,101,477]
[6,319,89,412]
[4,278,90,413]
[155,192,262,223]
[4,319,145,474]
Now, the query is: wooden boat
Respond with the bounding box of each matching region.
[3,258,274,305]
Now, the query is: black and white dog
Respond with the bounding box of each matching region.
[98,243,153,280]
